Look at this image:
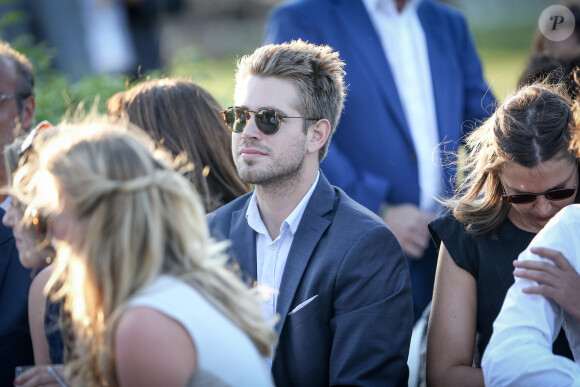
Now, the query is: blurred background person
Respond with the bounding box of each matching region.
[107,78,250,212]
[3,127,66,387]
[529,0,580,60]
[519,46,580,99]
[427,82,577,386]
[0,0,184,80]
[0,40,35,204]
[78,0,185,76]
[264,0,496,322]
[0,39,35,387]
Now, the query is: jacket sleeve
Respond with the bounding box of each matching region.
[482,212,580,386]
[330,225,413,386]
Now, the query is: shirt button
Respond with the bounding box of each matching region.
[270,244,277,250]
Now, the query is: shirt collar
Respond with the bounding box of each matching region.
[245,171,320,238]
[362,0,421,14]
[285,171,320,235]
[0,196,12,211]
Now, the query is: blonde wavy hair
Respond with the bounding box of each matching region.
[12,117,275,386]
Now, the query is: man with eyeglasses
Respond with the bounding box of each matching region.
[0,40,35,386]
[208,40,413,386]
[0,41,34,205]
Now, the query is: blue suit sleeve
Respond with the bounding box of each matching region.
[330,225,413,386]
[321,143,389,212]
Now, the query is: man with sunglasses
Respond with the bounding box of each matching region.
[209,40,413,386]
[0,40,36,386]
[264,0,495,323]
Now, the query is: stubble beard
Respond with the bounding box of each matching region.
[235,142,307,193]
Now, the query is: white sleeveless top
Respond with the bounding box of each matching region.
[128,275,273,386]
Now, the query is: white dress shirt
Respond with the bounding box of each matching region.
[482,204,580,386]
[246,172,320,363]
[361,0,442,213]
[1,196,12,211]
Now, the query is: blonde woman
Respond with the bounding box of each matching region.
[12,118,275,386]
[3,126,67,387]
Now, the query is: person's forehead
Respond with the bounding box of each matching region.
[235,75,299,110]
[502,158,576,191]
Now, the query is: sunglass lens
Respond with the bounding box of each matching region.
[545,188,576,200]
[508,195,535,204]
[256,109,280,135]
[223,107,247,133]
[233,107,250,133]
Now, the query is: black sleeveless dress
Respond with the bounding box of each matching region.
[429,211,572,365]
[44,299,64,364]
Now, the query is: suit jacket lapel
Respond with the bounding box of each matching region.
[274,174,334,335]
[333,0,411,144]
[229,203,258,283]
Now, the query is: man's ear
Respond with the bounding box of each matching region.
[20,95,35,131]
[307,119,331,155]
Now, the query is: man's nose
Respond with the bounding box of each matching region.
[241,114,262,140]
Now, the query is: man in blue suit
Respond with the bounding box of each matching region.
[264,0,495,321]
[208,40,413,386]
[0,41,35,385]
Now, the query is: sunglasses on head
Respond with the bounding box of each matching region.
[221,106,320,135]
[502,185,578,204]
[19,120,53,159]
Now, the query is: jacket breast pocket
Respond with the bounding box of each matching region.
[285,295,321,329]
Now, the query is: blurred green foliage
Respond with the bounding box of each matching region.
[470,24,537,102]
[170,45,238,108]
[0,1,239,126]
[0,2,128,124]
[478,48,529,103]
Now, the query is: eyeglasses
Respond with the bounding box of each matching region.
[0,94,17,104]
[502,185,578,204]
[19,120,53,158]
[0,92,31,104]
[221,106,320,135]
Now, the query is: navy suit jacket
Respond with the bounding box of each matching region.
[264,0,495,212]
[0,208,33,385]
[208,173,413,386]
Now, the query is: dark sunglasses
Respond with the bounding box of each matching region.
[221,106,320,135]
[502,185,578,204]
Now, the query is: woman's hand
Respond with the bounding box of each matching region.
[14,364,67,387]
[514,247,580,322]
